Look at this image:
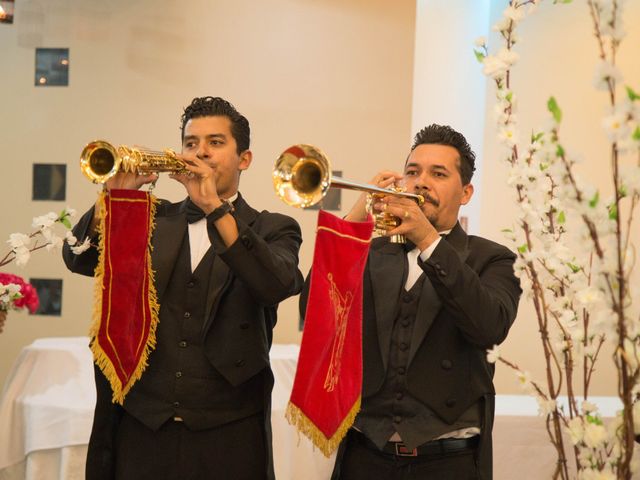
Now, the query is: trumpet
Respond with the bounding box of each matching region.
[80,140,187,184]
[272,144,424,243]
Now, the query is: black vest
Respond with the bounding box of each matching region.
[123,233,264,431]
[355,272,481,450]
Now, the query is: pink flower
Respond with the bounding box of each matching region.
[0,272,40,314]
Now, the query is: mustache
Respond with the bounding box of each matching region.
[414,188,439,207]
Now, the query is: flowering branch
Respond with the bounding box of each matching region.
[477,0,639,478]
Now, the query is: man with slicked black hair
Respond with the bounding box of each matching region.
[65,96,303,479]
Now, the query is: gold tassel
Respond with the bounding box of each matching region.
[89,192,160,405]
[285,397,361,457]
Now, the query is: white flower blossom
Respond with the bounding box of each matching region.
[70,237,91,255]
[583,422,608,449]
[65,207,77,218]
[496,48,519,68]
[503,5,525,24]
[602,111,631,142]
[473,36,486,48]
[482,55,509,79]
[537,398,557,416]
[65,231,78,246]
[15,246,31,266]
[7,233,32,249]
[568,417,584,445]
[45,235,63,251]
[593,61,623,91]
[582,401,598,415]
[486,345,500,364]
[32,212,58,229]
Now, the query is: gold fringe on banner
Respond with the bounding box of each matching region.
[285,397,361,457]
[89,191,160,405]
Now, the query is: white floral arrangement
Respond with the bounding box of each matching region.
[476,1,639,479]
[0,208,90,316]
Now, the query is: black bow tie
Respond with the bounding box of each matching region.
[186,199,206,224]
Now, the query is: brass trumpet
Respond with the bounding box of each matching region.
[80,140,187,184]
[272,144,424,243]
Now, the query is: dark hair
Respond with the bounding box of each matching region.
[411,124,476,185]
[180,96,250,154]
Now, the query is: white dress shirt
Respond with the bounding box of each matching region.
[187,193,237,273]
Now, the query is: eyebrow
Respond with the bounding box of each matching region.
[183,133,226,143]
[404,162,450,172]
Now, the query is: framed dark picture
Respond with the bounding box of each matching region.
[308,170,342,211]
[0,0,14,24]
[30,278,63,316]
[32,163,66,201]
[35,48,69,86]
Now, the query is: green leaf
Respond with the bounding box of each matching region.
[608,204,618,220]
[547,97,562,123]
[557,211,566,224]
[553,0,573,3]
[633,126,640,141]
[626,86,640,101]
[531,132,544,143]
[586,414,603,425]
[474,49,486,63]
[556,144,565,157]
[619,185,628,198]
[501,228,514,234]
[506,92,513,102]
[61,217,72,229]
[517,244,528,254]
[568,263,581,273]
[589,191,600,208]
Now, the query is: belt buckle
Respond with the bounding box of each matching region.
[394,442,417,457]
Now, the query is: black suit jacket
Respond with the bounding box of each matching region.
[63,193,304,480]
[301,222,521,479]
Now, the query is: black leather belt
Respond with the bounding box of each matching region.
[351,430,479,457]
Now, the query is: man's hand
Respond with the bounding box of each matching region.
[170,153,223,214]
[344,170,404,222]
[374,195,440,251]
[105,171,158,191]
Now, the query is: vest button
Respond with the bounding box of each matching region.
[396,392,404,401]
[402,293,412,303]
[397,367,406,375]
[179,341,187,348]
[187,281,195,288]
[235,359,245,367]
[173,401,180,408]
[175,371,182,378]
[184,312,191,319]
[401,319,410,328]
[393,415,402,424]
[399,342,408,352]
[240,322,250,330]
[445,398,456,407]
[241,235,253,249]
[441,359,453,370]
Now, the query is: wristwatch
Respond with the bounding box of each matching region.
[208,200,235,222]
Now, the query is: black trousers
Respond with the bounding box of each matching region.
[332,430,480,480]
[112,411,267,480]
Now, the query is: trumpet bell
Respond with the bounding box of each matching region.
[80,140,121,184]
[273,144,330,208]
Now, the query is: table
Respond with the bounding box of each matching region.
[1,338,636,479]
[0,338,334,480]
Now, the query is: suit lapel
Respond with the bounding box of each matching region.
[152,200,188,300]
[369,239,406,372]
[407,222,470,365]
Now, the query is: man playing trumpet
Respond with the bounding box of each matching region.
[302,124,521,480]
[64,96,303,479]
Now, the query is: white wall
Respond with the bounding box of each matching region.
[0,0,417,387]
[412,0,490,234]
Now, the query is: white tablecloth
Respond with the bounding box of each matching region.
[1,338,636,479]
[0,338,334,480]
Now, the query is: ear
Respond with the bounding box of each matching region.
[460,183,474,206]
[239,150,252,171]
